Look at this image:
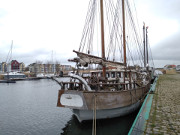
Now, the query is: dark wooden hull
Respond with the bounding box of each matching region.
[57,83,150,121]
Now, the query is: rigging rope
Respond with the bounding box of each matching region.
[92,94,97,135]
[77,0,154,68]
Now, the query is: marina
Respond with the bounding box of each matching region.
[0,0,179,134]
[1,73,179,135]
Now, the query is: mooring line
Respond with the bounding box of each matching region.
[92,94,97,135]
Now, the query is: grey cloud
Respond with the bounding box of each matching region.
[152,31,180,61]
[144,0,180,66]
[147,0,180,20]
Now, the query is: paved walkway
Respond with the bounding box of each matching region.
[145,74,180,135]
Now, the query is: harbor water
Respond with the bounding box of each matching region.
[0,79,139,135]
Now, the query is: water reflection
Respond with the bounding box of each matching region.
[61,109,139,135]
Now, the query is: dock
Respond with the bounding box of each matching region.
[129,74,180,135]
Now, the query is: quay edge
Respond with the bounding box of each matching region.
[128,77,158,135]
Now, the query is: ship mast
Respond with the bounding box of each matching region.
[100,0,126,76]
[146,27,149,66]
[100,0,106,77]
[122,0,126,66]
[143,23,146,68]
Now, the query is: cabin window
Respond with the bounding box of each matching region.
[92,72,96,76]
[117,72,121,78]
[106,73,109,78]
[111,72,115,78]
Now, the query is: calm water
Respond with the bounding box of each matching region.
[0,79,138,135]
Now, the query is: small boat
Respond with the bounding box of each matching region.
[3,71,26,80]
[36,73,46,79]
[1,41,25,83]
[56,0,154,122]
[0,79,16,83]
[45,73,55,78]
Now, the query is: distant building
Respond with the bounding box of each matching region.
[29,63,61,74]
[60,65,72,71]
[164,65,176,70]
[29,63,43,73]
[28,62,73,74]
[40,64,44,73]
[55,64,61,74]
[163,65,176,74]
[19,62,25,72]
[10,60,20,72]
[0,60,25,73]
[28,63,35,73]
[43,64,48,73]
[1,62,7,73]
[51,64,56,73]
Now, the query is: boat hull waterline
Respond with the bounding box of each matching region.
[73,101,141,122]
[57,84,150,122]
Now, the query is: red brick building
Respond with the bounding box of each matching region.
[11,60,20,71]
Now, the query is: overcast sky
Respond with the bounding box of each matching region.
[0,0,180,68]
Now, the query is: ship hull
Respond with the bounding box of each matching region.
[73,100,141,122]
[57,84,150,122]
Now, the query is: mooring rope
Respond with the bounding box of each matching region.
[92,94,97,135]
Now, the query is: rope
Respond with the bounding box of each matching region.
[77,0,155,68]
[92,94,97,135]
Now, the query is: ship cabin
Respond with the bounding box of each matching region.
[60,70,141,92]
[87,70,138,90]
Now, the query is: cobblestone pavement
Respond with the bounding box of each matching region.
[145,74,180,135]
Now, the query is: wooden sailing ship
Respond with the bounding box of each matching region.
[56,0,154,122]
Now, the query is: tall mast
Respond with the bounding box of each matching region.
[146,27,149,66]
[122,0,126,66]
[100,0,106,77]
[143,24,146,68]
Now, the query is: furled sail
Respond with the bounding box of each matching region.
[68,50,124,67]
